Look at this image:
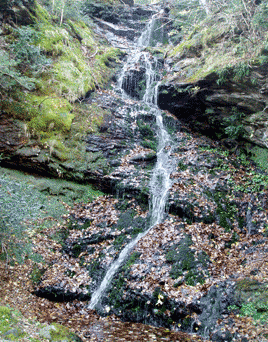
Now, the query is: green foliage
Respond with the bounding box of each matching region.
[137,120,155,139]
[1,304,81,341]
[0,306,25,340]
[170,0,206,35]
[213,191,237,231]
[1,1,121,148]
[113,234,127,249]
[227,168,268,193]
[222,107,245,140]
[216,65,232,85]
[50,323,82,341]
[250,146,268,170]
[0,49,36,91]
[0,166,102,265]
[36,19,121,102]
[233,62,251,81]
[252,1,268,31]
[123,251,141,270]
[11,26,51,73]
[233,279,268,324]
[141,139,157,151]
[178,160,187,171]
[240,302,268,323]
[185,270,205,286]
[170,0,268,84]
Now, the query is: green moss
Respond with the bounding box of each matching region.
[0,306,81,342]
[3,6,121,149]
[26,94,73,132]
[235,279,268,324]
[141,139,157,151]
[0,306,11,317]
[47,323,81,341]
[0,306,25,341]
[38,24,69,55]
[67,20,96,48]
[178,160,187,171]
[113,234,127,249]
[171,38,199,57]
[123,252,141,270]
[34,1,51,24]
[37,19,121,103]
[166,237,209,286]
[250,146,268,170]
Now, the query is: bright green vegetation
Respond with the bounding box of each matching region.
[170,0,268,84]
[0,306,25,341]
[0,166,103,265]
[0,0,122,155]
[227,169,268,194]
[250,146,268,170]
[230,279,268,324]
[0,305,81,341]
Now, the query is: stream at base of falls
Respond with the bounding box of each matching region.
[88,11,178,310]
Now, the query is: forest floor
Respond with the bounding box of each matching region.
[0,166,204,342]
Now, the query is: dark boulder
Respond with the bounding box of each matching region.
[121,0,134,5]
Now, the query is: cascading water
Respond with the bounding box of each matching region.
[88,11,177,310]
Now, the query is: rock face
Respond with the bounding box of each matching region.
[158,61,268,149]
[33,129,268,340]
[0,0,35,24]
[121,0,134,6]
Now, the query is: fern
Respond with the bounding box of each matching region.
[0,49,35,91]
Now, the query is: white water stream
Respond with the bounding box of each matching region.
[88,12,177,310]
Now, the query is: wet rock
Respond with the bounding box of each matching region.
[0,0,35,24]
[159,61,268,148]
[35,285,91,302]
[94,18,138,41]
[129,150,156,162]
[243,110,268,148]
[121,67,147,100]
[205,92,265,113]
[198,281,236,333]
[121,0,134,6]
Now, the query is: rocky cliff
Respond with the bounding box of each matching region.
[0,1,268,342]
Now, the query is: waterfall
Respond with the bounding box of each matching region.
[88,11,177,310]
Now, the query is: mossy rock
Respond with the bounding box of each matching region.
[39,323,82,341]
[0,306,26,340]
[166,236,209,285]
[0,305,82,341]
[249,145,268,170]
[236,278,260,292]
[235,280,268,324]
